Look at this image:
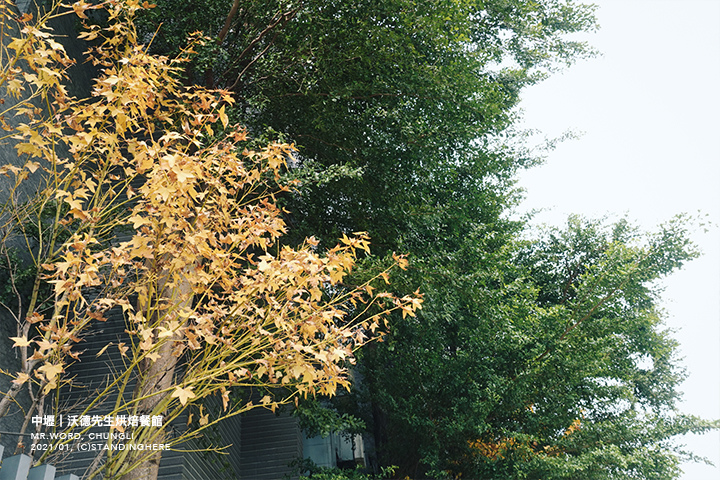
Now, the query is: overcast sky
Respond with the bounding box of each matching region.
[516,1,720,478]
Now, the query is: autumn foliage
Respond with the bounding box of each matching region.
[0,1,420,478]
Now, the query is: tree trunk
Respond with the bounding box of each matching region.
[120,266,192,480]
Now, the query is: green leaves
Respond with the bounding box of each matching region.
[354,216,713,479]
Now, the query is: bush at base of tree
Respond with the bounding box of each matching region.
[289,459,398,480]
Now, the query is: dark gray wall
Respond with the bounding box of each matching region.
[239,406,302,480]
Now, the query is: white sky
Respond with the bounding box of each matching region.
[516,1,720,478]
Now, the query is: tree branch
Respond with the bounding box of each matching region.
[217,0,241,44]
[226,7,300,91]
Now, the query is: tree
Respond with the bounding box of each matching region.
[357,215,717,479]
[0,1,420,478]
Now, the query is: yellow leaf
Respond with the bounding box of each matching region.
[172,386,196,406]
[42,380,57,395]
[329,268,345,284]
[12,372,30,385]
[16,142,40,157]
[47,38,66,53]
[220,387,230,411]
[78,29,99,41]
[218,105,228,128]
[72,1,90,19]
[64,196,84,211]
[128,213,148,229]
[10,336,32,347]
[30,350,45,360]
[174,167,194,183]
[37,362,63,382]
[157,327,174,339]
[393,253,409,270]
[0,164,21,176]
[104,75,120,85]
[7,79,24,96]
[35,339,55,352]
[139,338,154,351]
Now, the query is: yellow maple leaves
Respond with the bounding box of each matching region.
[12,372,30,386]
[37,362,63,383]
[171,386,196,406]
[10,336,32,347]
[37,362,64,394]
[0,2,423,471]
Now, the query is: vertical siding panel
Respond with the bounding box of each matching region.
[239,407,302,479]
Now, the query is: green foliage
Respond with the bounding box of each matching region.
[289,459,397,480]
[0,200,70,319]
[294,400,366,439]
[358,215,714,479]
